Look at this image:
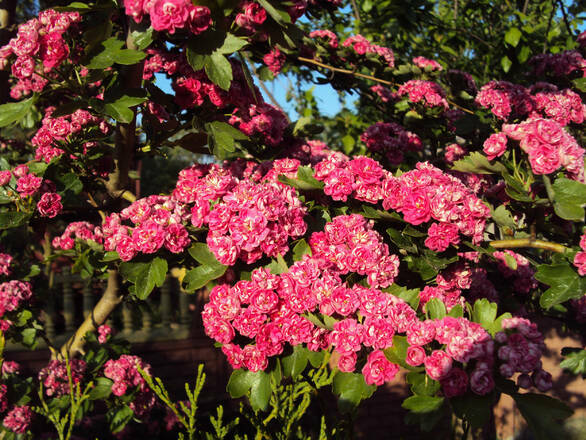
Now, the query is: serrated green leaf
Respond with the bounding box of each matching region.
[501,55,512,73]
[134,258,168,300]
[452,152,506,174]
[451,393,494,428]
[0,98,35,128]
[471,299,498,331]
[491,205,516,229]
[131,27,154,51]
[218,33,248,54]
[188,242,224,266]
[535,263,586,309]
[426,298,446,319]
[107,406,134,434]
[205,52,233,91]
[560,348,586,375]
[257,0,291,24]
[89,377,113,400]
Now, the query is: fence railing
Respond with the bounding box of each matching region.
[7,268,201,351]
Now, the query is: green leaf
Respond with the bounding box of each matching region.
[471,299,498,331]
[535,263,586,309]
[135,258,168,300]
[0,98,35,128]
[278,166,324,191]
[60,173,83,194]
[307,350,325,368]
[86,38,145,69]
[131,27,154,51]
[573,77,586,93]
[384,285,420,309]
[205,52,233,91]
[103,92,147,123]
[249,370,271,411]
[107,406,134,434]
[426,298,446,319]
[89,377,114,400]
[227,369,252,398]
[513,393,573,440]
[207,121,248,156]
[281,345,309,379]
[560,348,586,375]
[551,178,586,221]
[501,55,512,73]
[504,27,522,47]
[332,372,376,413]
[257,0,291,24]
[447,304,464,318]
[402,395,444,413]
[406,372,440,396]
[186,45,206,71]
[120,258,167,300]
[188,242,224,266]
[405,252,458,281]
[491,205,516,230]
[387,228,417,253]
[218,33,248,54]
[451,393,494,428]
[383,335,412,369]
[0,212,30,230]
[183,264,227,292]
[292,239,312,261]
[452,152,506,174]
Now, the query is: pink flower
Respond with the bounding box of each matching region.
[164,223,190,253]
[149,0,191,33]
[574,251,586,276]
[424,350,453,380]
[16,174,42,197]
[362,350,399,386]
[401,190,431,225]
[40,32,69,70]
[483,133,508,160]
[37,192,63,218]
[338,352,357,372]
[0,254,12,276]
[0,171,11,186]
[532,369,552,392]
[188,6,212,34]
[424,222,460,252]
[406,345,426,366]
[98,324,112,344]
[242,345,268,372]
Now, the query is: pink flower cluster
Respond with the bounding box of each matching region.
[360,122,422,165]
[502,117,584,180]
[15,172,42,198]
[0,281,32,319]
[0,10,80,99]
[496,317,551,392]
[235,2,267,34]
[482,133,508,161]
[38,359,87,397]
[309,30,339,48]
[493,251,538,294]
[204,216,405,386]
[314,159,489,249]
[341,35,395,68]
[103,355,155,417]
[412,56,442,71]
[32,108,109,163]
[3,405,32,434]
[98,324,112,344]
[0,254,12,276]
[475,81,534,120]
[124,0,211,35]
[263,48,286,75]
[370,85,395,102]
[101,195,190,261]
[229,103,289,147]
[573,233,586,276]
[52,221,102,250]
[309,214,400,288]
[397,80,449,110]
[530,83,584,126]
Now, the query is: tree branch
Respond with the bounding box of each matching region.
[296,56,475,114]
[58,270,123,358]
[489,238,569,253]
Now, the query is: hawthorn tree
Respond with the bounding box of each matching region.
[0,0,584,439]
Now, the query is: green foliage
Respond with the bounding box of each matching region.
[85,37,146,69]
[560,348,586,376]
[119,257,168,300]
[535,263,586,309]
[513,393,573,440]
[332,371,376,413]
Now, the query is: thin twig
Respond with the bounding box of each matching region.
[350,0,361,21]
[557,0,576,38]
[489,238,569,253]
[543,0,557,53]
[297,56,475,114]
